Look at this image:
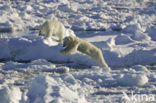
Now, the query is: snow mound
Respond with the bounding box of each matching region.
[118,74,148,86]
[123,24,142,34]
[2,59,70,74]
[27,75,87,103]
[146,25,156,41]
[115,33,133,45]
[131,31,151,41]
[122,24,151,41]
[0,22,13,33]
[65,28,76,37]
[131,65,149,71]
[0,86,22,103]
[63,74,77,84]
[43,37,59,46]
[0,33,156,67]
[42,66,70,73]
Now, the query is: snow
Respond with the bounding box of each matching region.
[27,75,86,103]
[0,0,156,103]
[0,86,22,103]
[131,65,149,71]
[118,73,148,86]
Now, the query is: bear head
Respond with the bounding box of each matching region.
[63,36,75,47]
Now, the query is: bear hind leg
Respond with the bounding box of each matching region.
[95,50,108,67]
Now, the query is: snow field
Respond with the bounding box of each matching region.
[0,59,155,102]
[0,0,156,103]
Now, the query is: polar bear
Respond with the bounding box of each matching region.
[60,36,108,67]
[39,20,66,42]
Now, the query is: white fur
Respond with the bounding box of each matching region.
[60,36,108,67]
[39,20,66,42]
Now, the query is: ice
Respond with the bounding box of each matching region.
[131,30,151,41]
[122,24,151,41]
[0,86,22,103]
[118,73,148,86]
[115,33,134,45]
[43,37,59,46]
[63,74,76,84]
[27,75,87,103]
[131,65,149,71]
[146,25,156,41]
[0,0,156,103]
[0,38,10,58]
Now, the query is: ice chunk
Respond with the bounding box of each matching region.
[132,65,149,71]
[118,73,148,86]
[0,86,22,103]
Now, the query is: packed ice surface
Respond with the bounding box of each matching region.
[0,0,156,103]
[0,60,155,103]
